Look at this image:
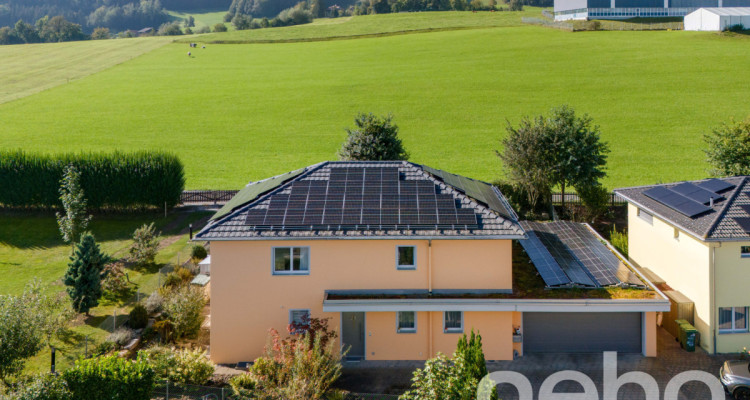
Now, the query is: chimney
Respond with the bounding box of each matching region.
[710,197,714,207]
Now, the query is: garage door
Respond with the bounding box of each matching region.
[523,312,642,354]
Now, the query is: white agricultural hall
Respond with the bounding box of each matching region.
[684,7,750,31]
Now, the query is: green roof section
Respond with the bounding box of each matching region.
[421,165,515,220]
[209,167,308,221]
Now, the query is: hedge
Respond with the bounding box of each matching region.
[62,355,155,400]
[0,151,185,209]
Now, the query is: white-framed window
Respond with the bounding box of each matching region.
[396,246,416,270]
[444,311,463,333]
[289,309,311,332]
[273,247,310,275]
[719,307,748,333]
[397,311,417,333]
[742,246,750,258]
[637,208,653,225]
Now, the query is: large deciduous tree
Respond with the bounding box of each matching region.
[56,164,91,246]
[704,117,750,177]
[64,233,109,314]
[338,113,409,161]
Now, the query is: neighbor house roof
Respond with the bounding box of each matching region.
[615,176,750,241]
[196,161,525,240]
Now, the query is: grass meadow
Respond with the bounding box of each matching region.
[167,9,231,31]
[1,12,749,189]
[0,36,174,104]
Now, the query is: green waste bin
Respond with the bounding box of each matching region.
[677,321,698,352]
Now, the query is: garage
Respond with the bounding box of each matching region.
[523,312,643,354]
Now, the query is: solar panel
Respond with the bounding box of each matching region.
[518,223,571,287]
[643,186,712,218]
[697,178,735,193]
[734,217,750,234]
[670,182,724,205]
[741,205,750,216]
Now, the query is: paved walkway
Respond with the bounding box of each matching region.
[338,328,735,399]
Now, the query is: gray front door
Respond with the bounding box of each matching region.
[523,312,642,354]
[342,312,365,360]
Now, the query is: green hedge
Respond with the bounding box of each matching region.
[0,151,185,209]
[62,355,155,400]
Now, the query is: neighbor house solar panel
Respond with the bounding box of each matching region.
[643,186,712,218]
[670,182,724,205]
[519,222,571,287]
[734,217,750,234]
[697,178,735,193]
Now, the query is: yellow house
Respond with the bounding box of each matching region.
[197,161,667,364]
[616,177,750,354]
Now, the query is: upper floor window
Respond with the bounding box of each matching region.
[719,307,748,333]
[742,247,750,258]
[637,208,653,225]
[397,311,416,333]
[273,247,310,275]
[444,311,463,333]
[397,246,416,270]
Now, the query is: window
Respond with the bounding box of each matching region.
[742,246,750,258]
[397,311,416,333]
[719,307,748,333]
[637,208,653,225]
[273,247,310,275]
[444,311,463,333]
[397,246,416,270]
[289,309,311,332]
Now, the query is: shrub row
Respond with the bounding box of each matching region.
[0,150,185,209]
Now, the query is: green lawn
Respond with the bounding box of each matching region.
[189,9,542,43]
[1,13,749,190]
[0,36,175,105]
[167,9,231,31]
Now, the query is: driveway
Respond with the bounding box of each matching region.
[338,328,735,399]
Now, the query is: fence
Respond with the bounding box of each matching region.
[522,17,575,31]
[551,192,626,206]
[152,381,234,400]
[523,16,683,31]
[181,190,239,204]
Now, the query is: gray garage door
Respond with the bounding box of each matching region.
[523,312,642,354]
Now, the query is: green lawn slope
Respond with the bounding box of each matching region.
[0,36,174,105]
[1,13,749,189]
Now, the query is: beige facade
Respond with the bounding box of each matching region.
[627,203,750,353]
[209,238,513,363]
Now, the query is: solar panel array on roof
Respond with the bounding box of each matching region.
[643,186,713,218]
[734,217,750,234]
[421,166,514,220]
[518,227,570,287]
[697,178,735,193]
[244,166,480,231]
[670,182,724,205]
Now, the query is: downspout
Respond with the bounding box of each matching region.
[428,240,433,294]
[711,244,719,354]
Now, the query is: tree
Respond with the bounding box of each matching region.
[56,164,91,246]
[310,0,325,17]
[488,0,497,8]
[508,0,523,11]
[158,21,183,35]
[91,27,110,39]
[162,285,207,339]
[213,22,228,32]
[14,19,40,43]
[704,116,750,177]
[232,13,253,29]
[185,15,195,27]
[64,233,109,314]
[38,16,84,42]
[338,113,409,161]
[128,222,161,268]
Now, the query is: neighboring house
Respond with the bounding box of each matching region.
[684,7,750,30]
[616,177,750,354]
[554,0,750,21]
[197,161,667,364]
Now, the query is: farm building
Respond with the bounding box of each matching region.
[554,0,750,20]
[684,7,750,30]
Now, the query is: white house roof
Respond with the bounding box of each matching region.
[692,7,750,16]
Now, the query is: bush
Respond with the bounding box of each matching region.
[232,14,253,30]
[62,355,155,400]
[93,341,116,356]
[153,320,174,343]
[725,23,745,32]
[0,150,184,209]
[7,374,72,400]
[213,23,228,32]
[191,244,208,262]
[102,262,131,300]
[162,285,206,339]
[610,225,628,257]
[145,291,164,314]
[196,26,211,33]
[158,21,183,35]
[129,304,149,329]
[128,223,161,268]
[576,183,610,222]
[137,346,215,385]
[229,373,257,398]
[91,27,110,40]
[106,327,135,349]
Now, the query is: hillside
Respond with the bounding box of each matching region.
[1,12,749,190]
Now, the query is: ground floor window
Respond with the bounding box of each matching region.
[741,246,750,258]
[719,307,748,333]
[289,309,311,332]
[397,311,416,333]
[444,311,463,333]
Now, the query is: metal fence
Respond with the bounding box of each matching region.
[345,394,401,400]
[152,381,235,400]
[180,190,239,205]
[551,192,627,206]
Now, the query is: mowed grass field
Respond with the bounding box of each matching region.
[0,36,174,104]
[1,12,749,189]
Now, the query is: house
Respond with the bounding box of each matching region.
[554,0,750,21]
[684,7,750,30]
[616,177,750,354]
[196,161,668,363]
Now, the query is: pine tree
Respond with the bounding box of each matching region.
[56,164,91,245]
[64,233,109,314]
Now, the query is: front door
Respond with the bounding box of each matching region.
[341,312,365,360]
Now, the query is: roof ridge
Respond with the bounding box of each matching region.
[705,176,747,239]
